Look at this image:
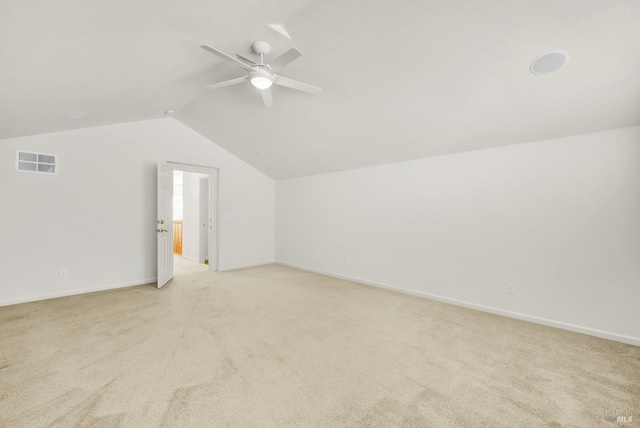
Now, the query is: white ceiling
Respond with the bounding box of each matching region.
[2,0,640,179]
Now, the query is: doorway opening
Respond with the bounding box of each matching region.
[172,170,210,265]
[167,162,219,275]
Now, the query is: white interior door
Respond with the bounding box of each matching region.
[157,162,173,288]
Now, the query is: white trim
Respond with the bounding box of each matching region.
[166,161,218,172]
[218,260,274,272]
[276,261,640,347]
[0,278,156,307]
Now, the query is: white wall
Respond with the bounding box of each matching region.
[181,171,206,262]
[0,118,275,305]
[276,126,640,345]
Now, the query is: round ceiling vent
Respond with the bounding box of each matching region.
[530,50,569,75]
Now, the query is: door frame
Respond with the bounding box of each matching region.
[167,161,219,271]
[198,176,210,264]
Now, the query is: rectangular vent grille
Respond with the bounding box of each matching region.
[16,151,58,174]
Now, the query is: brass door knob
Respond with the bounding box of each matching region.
[157,219,165,224]
[156,228,168,233]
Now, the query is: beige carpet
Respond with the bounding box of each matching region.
[0,258,638,427]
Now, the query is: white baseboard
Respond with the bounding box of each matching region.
[218,260,274,272]
[276,260,640,347]
[0,278,156,307]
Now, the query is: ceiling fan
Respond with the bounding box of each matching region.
[201,41,322,107]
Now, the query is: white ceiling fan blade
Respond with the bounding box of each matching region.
[269,47,303,72]
[260,87,274,107]
[204,76,247,90]
[273,75,322,95]
[268,24,291,40]
[201,45,254,72]
[236,54,256,65]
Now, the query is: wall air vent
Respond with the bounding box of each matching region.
[16,151,58,174]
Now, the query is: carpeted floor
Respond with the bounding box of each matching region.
[0,258,638,427]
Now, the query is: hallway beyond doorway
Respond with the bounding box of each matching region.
[173,254,208,278]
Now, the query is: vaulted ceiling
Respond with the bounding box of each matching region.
[2,0,640,179]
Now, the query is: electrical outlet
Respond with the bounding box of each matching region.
[507,282,516,294]
[345,257,351,266]
[359,259,365,267]
[60,269,68,278]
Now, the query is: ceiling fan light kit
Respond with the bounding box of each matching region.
[201,39,322,107]
[250,69,273,89]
